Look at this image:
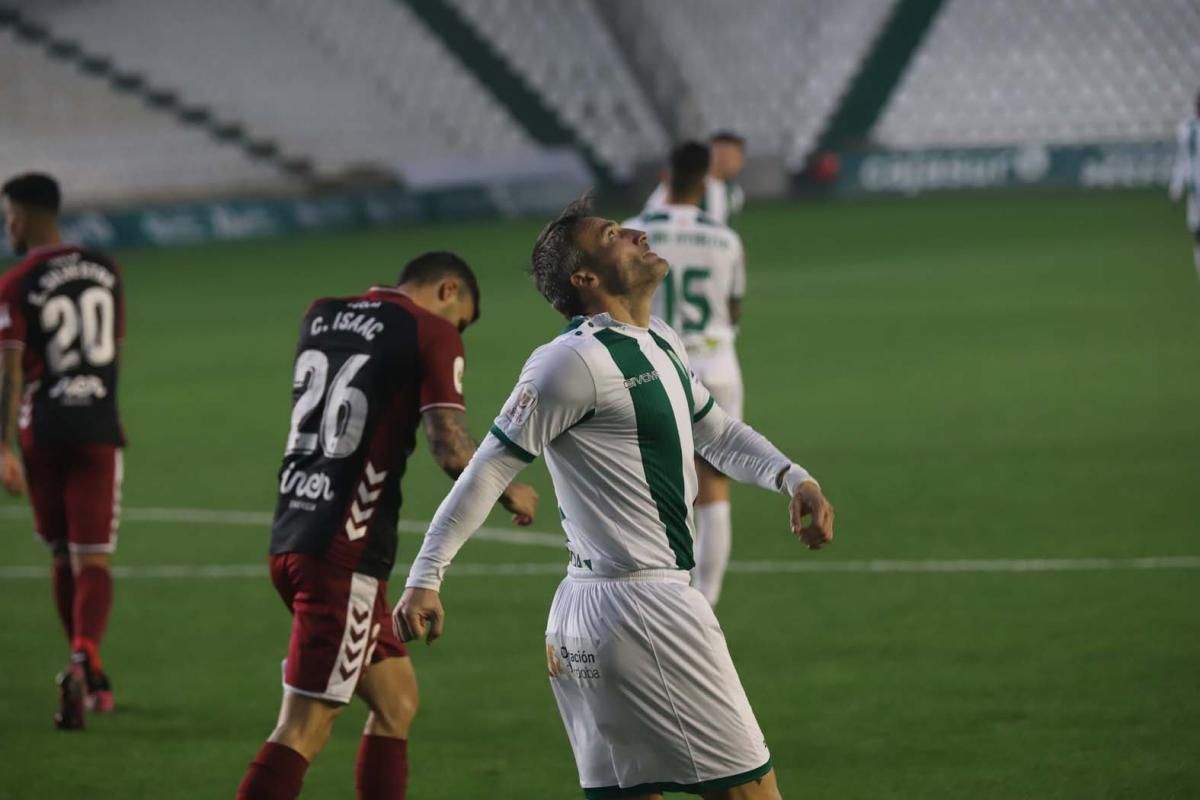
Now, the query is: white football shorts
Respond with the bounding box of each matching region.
[545,570,772,798]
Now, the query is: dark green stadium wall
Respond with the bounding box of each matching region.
[811,0,949,157]
[400,0,615,186]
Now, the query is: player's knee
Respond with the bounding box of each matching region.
[367,683,419,736]
[707,770,781,800]
[70,551,110,574]
[271,696,343,759]
[50,542,70,564]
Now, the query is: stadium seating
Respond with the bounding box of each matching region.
[18,0,540,180]
[0,26,296,205]
[615,0,898,169]
[874,0,1200,148]
[444,0,668,179]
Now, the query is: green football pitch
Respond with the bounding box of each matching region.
[1,190,1198,799]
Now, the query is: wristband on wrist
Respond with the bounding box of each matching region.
[781,464,817,496]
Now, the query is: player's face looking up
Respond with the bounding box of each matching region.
[569,218,667,302]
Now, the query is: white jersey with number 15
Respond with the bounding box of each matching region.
[625,205,745,355]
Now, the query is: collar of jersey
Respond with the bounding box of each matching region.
[659,203,701,217]
[587,312,649,335]
[366,286,413,305]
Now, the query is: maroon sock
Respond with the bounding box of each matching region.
[237,741,309,800]
[52,560,75,643]
[356,735,408,800]
[71,565,113,670]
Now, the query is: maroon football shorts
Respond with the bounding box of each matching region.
[269,552,407,704]
[23,444,123,556]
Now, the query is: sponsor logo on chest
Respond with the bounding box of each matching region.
[279,463,337,508]
[623,370,660,390]
[48,375,108,404]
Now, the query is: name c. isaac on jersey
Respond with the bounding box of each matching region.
[308,302,387,341]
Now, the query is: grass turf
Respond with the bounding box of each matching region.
[0,190,1198,799]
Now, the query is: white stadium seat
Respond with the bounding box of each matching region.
[874,0,1200,148]
[17,0,540,182]
[0,26,297,205]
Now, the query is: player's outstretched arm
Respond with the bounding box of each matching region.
[422,407,538,525]
[693,400,834,549]
[0,348,25,496]
[395,434,531,644]
[399,341,596,643]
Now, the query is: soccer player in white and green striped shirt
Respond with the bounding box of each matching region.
[395,196,834,799]
[645,132,747,227]
[1169,91,1200,278]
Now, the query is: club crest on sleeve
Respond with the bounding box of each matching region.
[501,382,538,427]
[0,303,10,332]
[453,355,464,395]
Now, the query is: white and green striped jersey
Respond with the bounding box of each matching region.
[489,314,713,575]
[1171,117,1200,200]
[645,177,745,227]
[625,205,745,356]
[405,314,814,591]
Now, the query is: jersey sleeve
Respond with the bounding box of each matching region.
[643,182,668,212]
[0,273,26,350]
[418,317,466,412]
[405,435,530,591]
[693,400,815,496]
[730,233,747,300]
[1171,121,1193,200]
[488,342,596,462]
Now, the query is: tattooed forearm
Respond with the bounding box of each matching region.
[422,408,479,479]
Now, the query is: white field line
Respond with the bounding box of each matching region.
[2,506,1198,580]
[1,558,1199,581]
[0,505,563,548]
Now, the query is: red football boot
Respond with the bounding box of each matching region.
[85,667,114,714]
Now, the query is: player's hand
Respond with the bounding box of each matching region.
[394,587,445,645]
[790,480,834,550]
[1,445,25,496]
[500,482,539,526]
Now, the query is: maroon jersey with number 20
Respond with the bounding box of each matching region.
[270,287,466,579]
[0,244,126,449]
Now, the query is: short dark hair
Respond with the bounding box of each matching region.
[530,194,592,319]
[397,251,481,321]
[669,141,710,197]
[709,130,746,148]
[1,172,61,214]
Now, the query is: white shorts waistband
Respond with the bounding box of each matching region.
[565,567,690,584]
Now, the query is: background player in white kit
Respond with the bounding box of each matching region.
[627,141,746,607]
[394,196,834,799]
[645,132,747,227]
[1169,90,1200,278]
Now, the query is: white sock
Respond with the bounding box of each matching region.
[693,501,732,607]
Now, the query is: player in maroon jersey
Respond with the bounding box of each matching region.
[0,173,124,730]
[236,252,539,800]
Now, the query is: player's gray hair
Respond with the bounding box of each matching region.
[530,194,592,319]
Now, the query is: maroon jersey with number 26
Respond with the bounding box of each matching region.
[270,287,466,579]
